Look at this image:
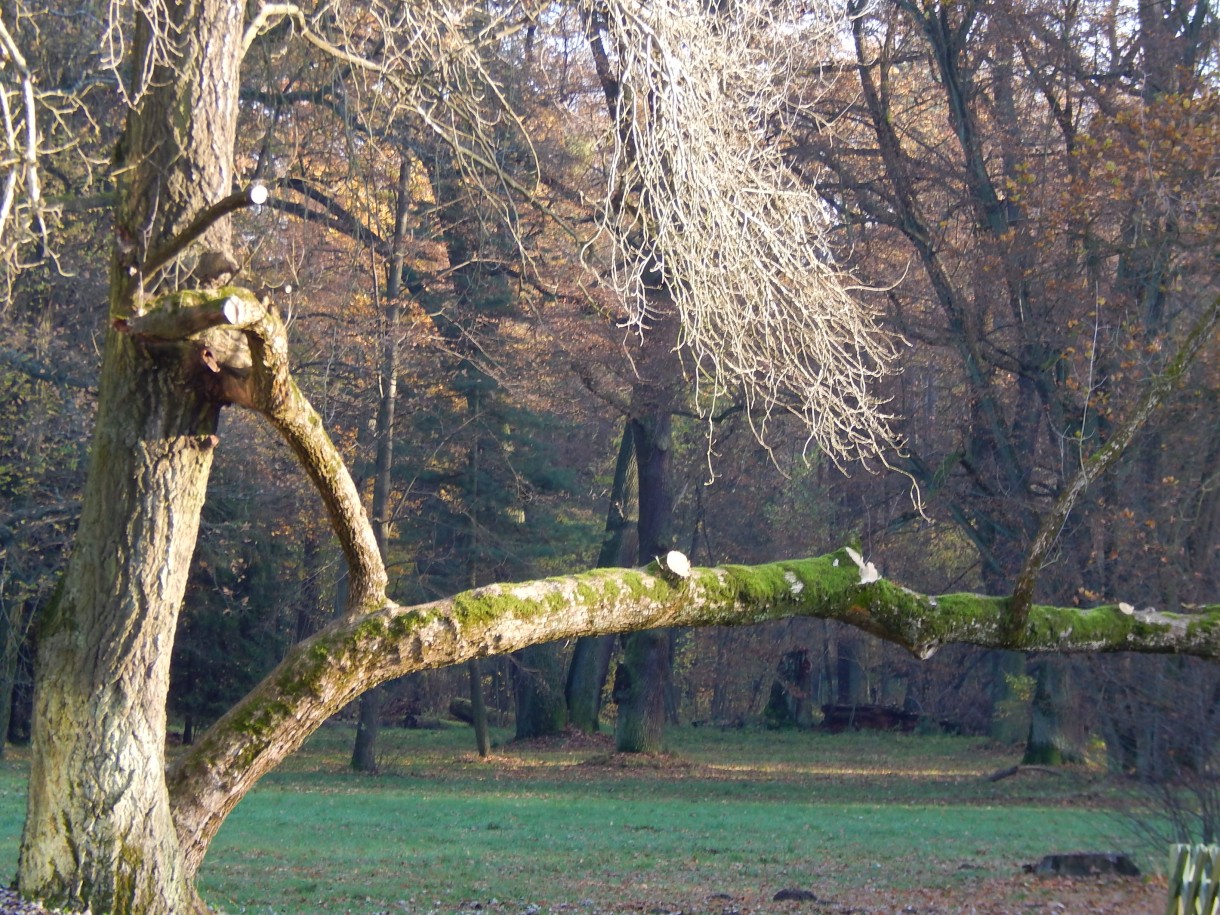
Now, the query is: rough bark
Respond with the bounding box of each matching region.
[20,333,219,915]
[17,0,245,909]
[613,628,671,753]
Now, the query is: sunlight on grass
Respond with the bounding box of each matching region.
[703,761,985,777]
[0,727,1161,914]
[190,724,1148,914]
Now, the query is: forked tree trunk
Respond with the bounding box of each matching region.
[18,0,243,910]
[566,634,616,733]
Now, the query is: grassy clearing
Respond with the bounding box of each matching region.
[0,726,1160,914]
[203,725,1151,914]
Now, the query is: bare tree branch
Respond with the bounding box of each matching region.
[143,184,269,281]
[1008,294,1220,633]
[591,0,901,466]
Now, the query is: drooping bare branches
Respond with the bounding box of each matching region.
[102,0,181,105]
[0,13,45,264]
[591,0,901,464]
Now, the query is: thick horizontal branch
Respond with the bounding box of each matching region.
[167,549,1220,876]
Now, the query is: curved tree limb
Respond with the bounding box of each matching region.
[115,285,388,619]
[167,548,1220,876]
[229,293,388,615]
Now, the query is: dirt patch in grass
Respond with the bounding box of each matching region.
[579,751,694,770]
[507,730,616,754]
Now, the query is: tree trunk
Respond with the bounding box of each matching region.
[20,333,219,915]
[566,635,616,734]
[19,0,242,908]
[567,420,637,733]
[351,156,411,773]
[1023,657,1082,765]
[0,597,30,759]
[615,411,674,752]
[513,644,568,739]
[613,628,670,754]
[468,659,490,757]
[350,687,383,773]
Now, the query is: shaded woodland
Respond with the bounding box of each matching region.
[0,0,1217,909]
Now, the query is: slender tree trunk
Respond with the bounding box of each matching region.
[615,411,674,753]
[351,157,412,773]
[0,597,30,760]
[468,659,490,757]
[567,420,637,732]
[350,690,383,772]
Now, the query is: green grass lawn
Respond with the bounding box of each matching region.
[0,725,1158,914]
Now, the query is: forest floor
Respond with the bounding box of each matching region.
[0,725,1169,913]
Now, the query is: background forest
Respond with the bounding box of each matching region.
[0,0,1218,830]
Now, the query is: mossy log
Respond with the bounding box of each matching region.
[167,551,1220,875]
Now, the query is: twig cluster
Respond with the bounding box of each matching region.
[0,14,45,274]
[594,0,900,464]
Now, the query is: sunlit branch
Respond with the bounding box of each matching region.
[143,184,269,281]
